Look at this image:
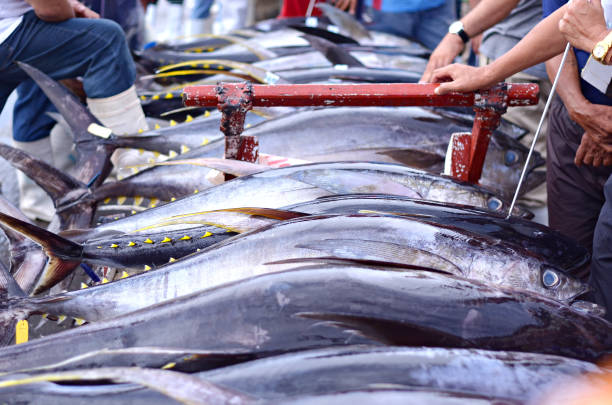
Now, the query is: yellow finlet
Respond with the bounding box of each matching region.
[161,362,176,370]
[102,278,109,284]
[165,92,174,99]
[201,138,209,146]
[180,235,191,240]
[15,320,28,344]
[131,210,137,215]
[152,94,160,100]
[200,231,212,238]
[127,241,136,247]
[144,238,154,244]
[161,237,172,243]
[134,196,144,206]
[194,189,199,194]
[103,197,111,204]
[154,123,161,130]
[169,257,177,263]
[138,148,145,155]
[144,264,152,271]
[170,197,176,202]
[138,128,144,133]
[185,115,194,122]
[97,246,103,249]
[204,110,211,117]
[196,248,201,252]
[140,95,147,101]
[110,243,118,248]
[80,282,88,289]
[170,120,178,126]
[149,198,159,208]
[153,151,161,158]
[57,315,67,324]
[120,271,129,279]
[74,318,86,326]
[117,196,127,205]
[168,150,178,158]
[180,145,190,154]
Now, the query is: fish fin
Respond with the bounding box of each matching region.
[0,143,86,205]
[301,34,364,67]
[0,261,27,346]
[316,3,372,40]
[151,157,270,177]
[294,239,463,275]
[295,312,465,347]
[58,228,125,244]
[289,25,359,45]
[17,62,115,187]
[210,207,308,221]
[33,259,80,295]
[0,368,257,405]
[377,149,444,169]
[264,256,453,275]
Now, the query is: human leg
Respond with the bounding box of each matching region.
[546,97,612,252]
[414,0,455,50]
[589,174,612,321]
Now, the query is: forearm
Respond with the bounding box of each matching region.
[545,52,587,119]
[481,6,568,85]
[26,0,75,21]
[461,0,519,38]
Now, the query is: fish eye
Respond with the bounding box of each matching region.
[505,150,519,166]
[487,197,503,211]
[542,270,560,288]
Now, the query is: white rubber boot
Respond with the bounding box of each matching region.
[14,137,56,223]
[87,85,156,180]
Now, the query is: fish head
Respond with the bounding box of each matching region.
[479,134,546,199]
[539,266,589,302]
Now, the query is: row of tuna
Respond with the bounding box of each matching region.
[0,7,608,404]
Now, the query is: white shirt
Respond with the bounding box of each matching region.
[0,0,33,45]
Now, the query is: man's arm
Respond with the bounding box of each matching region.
[25,0,75,21]
[547,52,612,166]
[431,5,568,94]
[420,0,520,82]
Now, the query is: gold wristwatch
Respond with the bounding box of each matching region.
[592,31,612,64]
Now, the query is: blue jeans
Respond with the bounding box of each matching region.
[590,174,612,321]
[193,0,214,18]
[0,11,135,141]
[365,0,455,50]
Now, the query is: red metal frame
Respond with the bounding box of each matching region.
[182,82,538,184]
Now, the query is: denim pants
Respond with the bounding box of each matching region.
[0,11,135,141]
[590,174,612,321]
[365,0,455,50]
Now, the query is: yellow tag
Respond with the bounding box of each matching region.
[15,320,28,344]
[87,123,112,139]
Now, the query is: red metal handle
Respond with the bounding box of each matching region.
[182,83,538,108]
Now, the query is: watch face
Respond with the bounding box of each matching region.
[593,44,606,59]
[449,21,463,34]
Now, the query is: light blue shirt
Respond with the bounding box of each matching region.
[364,0,447,13]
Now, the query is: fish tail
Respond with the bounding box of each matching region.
[0,260,27,346]
[0,212,83,294]
[17,62,116,187]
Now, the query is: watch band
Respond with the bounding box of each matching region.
[592,31,612,64]
[449,21,469,44]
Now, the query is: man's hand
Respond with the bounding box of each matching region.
[575,132,612,167]
[69,0,99,18]
[569,102,612,145]
[331,0,357,14]
[430,64,496,95]
[420,34,465,83]
[559,0,608,52]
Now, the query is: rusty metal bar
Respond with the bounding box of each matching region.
[183,83,538,108]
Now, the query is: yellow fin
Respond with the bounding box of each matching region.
[110,243,118,248]
[149,198,159,208]
[154,123,161,130]
[161,362,176,370]
[168,150,178,158]
[165,92,174,99]
[120,271,129,279]
[97,246,103,249]
[15,320,28,345]
[201,138,209,146]
[180,145,190,154]
[103,197,111,204]
[204,110,211,117]
[170,120,177,126]
[193,189,199,194]
[169,257,177,263]
[185,115,194,122]
[144,264,152,271]
[180,235,191,241]
[140,95,147,101]
[74,318,86,326]
[153,151,161,158]
[80,282,88,289]
[57,315,67,324]
[161,237,172,243]
[144,238,154,244]
[127,241,136,247]
[170,197,176,202]
[138,128,144,133]
[200,232,212,238]
[134,196,144,206]
[152,94,160,100]
[117,196,127,205]
[102,278,109,284]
